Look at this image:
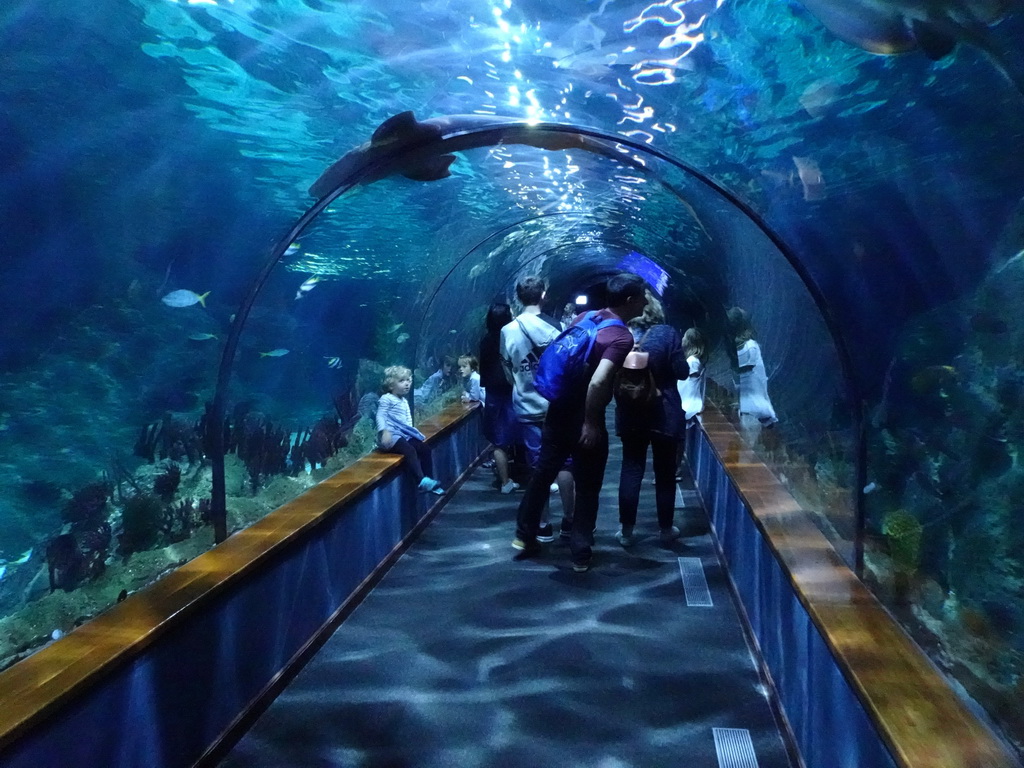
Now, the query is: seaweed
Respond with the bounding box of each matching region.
[61,481,111,526]
[119,494,164,555]
[153,463,182,501]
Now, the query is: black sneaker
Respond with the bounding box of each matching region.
[511,537,542,559]
[572,558,591,573]
[536,524,555,543]
[559,519,573,541]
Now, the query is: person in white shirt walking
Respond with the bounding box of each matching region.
[500,276,574,541]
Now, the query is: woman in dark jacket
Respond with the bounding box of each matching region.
[479,303,518,492]
[614,294,688,545]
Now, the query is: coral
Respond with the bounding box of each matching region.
[119,494,164,555]
[78,521,112,581]
[153,463,182,501]
[882,508,924,574]
[133,416,204,466]
[234,410,290,491]
[61,481,111,526]
[160,498,198,543]
[290,415,347,472]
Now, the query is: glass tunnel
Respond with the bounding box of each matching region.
[1,0,1023,763]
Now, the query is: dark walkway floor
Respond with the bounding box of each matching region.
[221,439,796,768]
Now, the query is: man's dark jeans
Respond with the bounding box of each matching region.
[515,402,610,565]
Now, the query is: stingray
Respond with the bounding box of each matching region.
[794,0,1023,94]
[308,111,711,238]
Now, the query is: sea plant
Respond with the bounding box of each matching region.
[160,498,198,542]
[119,493,164,555]
[882,508,924,575]
[153,463,182,501]
[62,481,111,526]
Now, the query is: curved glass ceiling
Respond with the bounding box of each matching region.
[2,0,1024,753]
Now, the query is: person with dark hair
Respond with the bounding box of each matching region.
[614,292,689,546]
[513,272,648,572]
[479,303,517,491]
[502,276,572,522]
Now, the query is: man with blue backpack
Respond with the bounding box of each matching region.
[512,272,648,572]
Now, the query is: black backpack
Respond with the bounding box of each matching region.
[614,330,658,404]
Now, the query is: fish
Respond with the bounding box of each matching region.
[388,323,404,334]
[449,329,458,334]
[284,243,301,256]
[0,565,5,581]
[188,333,218,341]
[161,289,210,308]
[910,364,958,394]
[260,348,290,357]
[793,0,1024,94]
[792,156,826,201]
[396,333,410,344]
[295,275,321,300]
[0,547,32,566]
[324,356,343,369]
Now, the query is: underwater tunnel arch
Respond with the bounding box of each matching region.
[211,116,864,561]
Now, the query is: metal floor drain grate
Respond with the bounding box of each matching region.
[678,557,713,607]
[713,727,759,768]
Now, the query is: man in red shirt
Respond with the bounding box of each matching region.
[513,273,648,572]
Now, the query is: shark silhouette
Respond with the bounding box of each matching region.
[308,111,710,237]
[794,0,1023,93]
[309,112,585,197]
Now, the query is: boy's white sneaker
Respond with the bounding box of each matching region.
[500,480,520,494]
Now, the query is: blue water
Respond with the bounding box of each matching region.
[1,0,1024,754]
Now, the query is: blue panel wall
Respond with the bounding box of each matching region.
[688,426,898,768]
[0,410,484,768]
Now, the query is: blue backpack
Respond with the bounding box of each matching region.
[534,311,626,402]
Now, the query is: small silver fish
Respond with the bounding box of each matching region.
[324,356,343,369]
[12,548,32,564]
[388,323,404,334]
[188,333,217,341]
[162,289,210,308]
[396,333,410,344]
[295,275,321,300]
[0,565,5,581]
[449,329,458,334]
[284,242,301,256]
[260,348,290,357]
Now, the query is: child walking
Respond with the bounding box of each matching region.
[376,365,445,494]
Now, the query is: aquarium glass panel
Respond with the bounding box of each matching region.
[2,0,1024,757]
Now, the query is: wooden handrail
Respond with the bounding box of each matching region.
[0,402,479,752]
[699,407,1014,768]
